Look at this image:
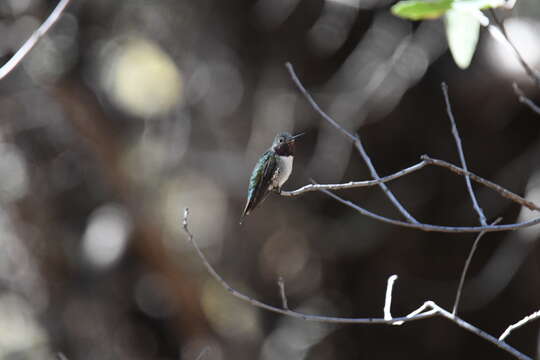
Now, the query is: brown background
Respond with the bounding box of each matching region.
[1,0,540,359]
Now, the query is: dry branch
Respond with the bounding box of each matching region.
[513,83,540,116]
[421,156,540,211]
[318,185,540,233]
[452,218,502,315]
[441,82,488,226]
[384,274,398,322]
[0,0,72,80]
[282,155,540,212]
[280,160,428,196]
[282,62,540,235]
[277,277,289,310]
[182,208,532,360]
[489,10,540,88]
[285,62,419,224]
[500,310,540,341]
[354,135,419,224]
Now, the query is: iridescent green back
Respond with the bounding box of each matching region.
[241,150,277,218]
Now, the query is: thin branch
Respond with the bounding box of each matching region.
[285,62,418,224]
[427,302,532,360]
[0,0,72,81]
[277,277,289,310]
[384,274,398,321]
[421,155,540,212]
[317,185,540,233]
[500,310,540,341]
[442,82,488,226]
[489,9,540,87]
[282,155,540,211]
[195,347,210,360]
[282,154,540,212]
[280,160,428,196]
[183,209,532,360]
[394,301,434,325]
[453,218,503,315]
[354,135,419,224]
[513,83,540,116]
[182,208,436,324]
[285,62,357,143]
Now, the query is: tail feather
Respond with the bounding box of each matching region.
[239,189,271,225]
[239,210,249,225]
[239,198,253,225]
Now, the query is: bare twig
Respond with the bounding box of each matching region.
[277,277,289,310]
[442,82,488,226]
[396,301,434,325]
[182,208,436,324]
[354,135,419,224]
[453,218,503,315]
[282,155,540,212]
[500,310,540,341]
[0,0,72,81]
[285,62,418,224]
[281,65,540,233]
[183,209,532,360]
[285,62,357,143]
[489,10,540,87]
[513,83,540,116]
[384,274,398,321]
[427,302,531,360]
[283,155,539,212]
[317,185,540,233]
[195,347,210,360]
[281,160,428,196]
[421,155,540,211]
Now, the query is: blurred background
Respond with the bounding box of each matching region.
[1,0,540,359]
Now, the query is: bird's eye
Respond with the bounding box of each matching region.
[280,138,284,143]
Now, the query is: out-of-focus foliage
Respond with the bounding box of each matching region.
[445,9,480,69]
[0,0,539,359]
[391,0,506,20]
[392,0,507,68]
[391,0,454,20]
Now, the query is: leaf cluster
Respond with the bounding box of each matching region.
[392,0,508,68]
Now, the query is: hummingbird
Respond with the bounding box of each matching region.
[240,132,304,223]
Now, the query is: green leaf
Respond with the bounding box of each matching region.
[391,0,506,21]
[391,0,454,20]
[445,9,480,69]
[453,0,506,10]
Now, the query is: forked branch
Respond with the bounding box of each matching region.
[182,209,532,360]
[281,155,540,212]
[500,310,540,341]
[285,62,418,225]
[283,63,540,234]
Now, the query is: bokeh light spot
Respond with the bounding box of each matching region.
[0,142,28,203]
[201,280,261,341]
[100,36,183,118]
[82,204,132,269]
[0,294,49,357]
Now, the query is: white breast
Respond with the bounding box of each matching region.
[274,155,293,188]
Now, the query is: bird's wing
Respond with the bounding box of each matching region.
[241,151,277,220]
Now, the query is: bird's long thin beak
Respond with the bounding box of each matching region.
[289,132,305,141]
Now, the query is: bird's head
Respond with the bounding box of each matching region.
[272,132,304,156]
